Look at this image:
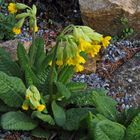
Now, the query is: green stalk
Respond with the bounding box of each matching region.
[47,38,61,111]
[30,21,36,66]
[49,41,59,96]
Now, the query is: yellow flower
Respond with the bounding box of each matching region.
[78,38,91,52]
[8,3,17,14]
[74,64,84,72]
[12,27,21,35]
[74,54,86,64]
[31,26,38,32]
[66,54,86,66]
[102,36,111,48]
[66,58,74,65]
[89,45,101,57]
[56,60,63,66]
[37,104,45,112]
[22,104,29,111]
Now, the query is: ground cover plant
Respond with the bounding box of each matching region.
[0,2,140,140]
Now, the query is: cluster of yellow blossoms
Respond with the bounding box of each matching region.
[8,3,38,35]
[55,26,111,72]
[22,85,46,112]
[8,3,17,14]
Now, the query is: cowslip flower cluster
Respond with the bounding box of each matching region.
[55,26,111,72]
[8,3,38,35]
[22,85,46,112]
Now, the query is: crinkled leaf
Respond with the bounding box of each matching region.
[0,72,25,108]
[1,111,38,130]
[125,113,140,140]
[31,111,55,125]
[31,127,51,138]
[52,101,66,127]
[63,107,97,131]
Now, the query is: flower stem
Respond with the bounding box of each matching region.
[30,21,36,66]
[48,39,59,107]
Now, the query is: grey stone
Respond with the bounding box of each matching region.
[109,51,140,107]
[0,39,31,60]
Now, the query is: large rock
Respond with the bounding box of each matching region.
[0,40,31,60]
[79,0,140,37]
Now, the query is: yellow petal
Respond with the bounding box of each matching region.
[12,27,21,35]
[8,3,17,14]
[37,104,45,112]
[102,36,112,48]
[74,64,84,72]
[31,26,38,32]
[22,104,29,111]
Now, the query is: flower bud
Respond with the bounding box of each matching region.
[16,13,29,19]
[16,3,28,10]
[15,18,25,28]
[32,4,37,15]
[26,88,33,99]
[30,85,41,101]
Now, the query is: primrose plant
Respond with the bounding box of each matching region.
[1,2,140,140]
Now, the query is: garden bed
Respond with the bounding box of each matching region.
[0,1,140,140]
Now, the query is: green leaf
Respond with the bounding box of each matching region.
[118,107,140,127]
[58,65,74,84]
[0,100,15,112]
[29,38,44,68]
[36,66,51,93]
[125,113,140,140]
[84,113,125,140]
[63,108,97,131]
[33,38,46,74]
[0,47,22,77]
[65,89,95,106]
[1,111,38,130]
[94,119,125,140]
[31,111,55,125]
[55,82,71,99]
[17,42,30,70]
[17,42,37,86]
[37,66,57,95]
[92,91,117,121]
[0,71,26,108]
[66,82,87,92]
[59,130,88,140]
[52,101,66,127]
[31,127,51,138]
